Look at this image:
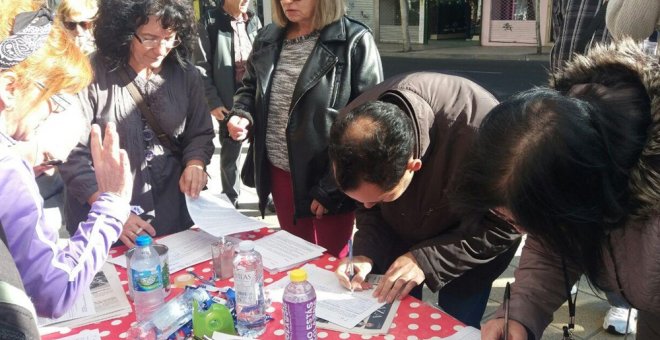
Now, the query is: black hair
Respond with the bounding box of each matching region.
[329,101,415,192]
[452,79,650,289]
[94,0,197,69]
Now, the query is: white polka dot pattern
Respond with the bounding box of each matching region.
[40,228,466,340]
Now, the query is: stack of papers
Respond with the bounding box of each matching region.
[39,264,132,334]
[107,229,219,273]
[186,192,270,237]
[253,230,326,273]
[267,264,385,329]
[317,274,400,335]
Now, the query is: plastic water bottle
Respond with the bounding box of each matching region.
[233,240,267,337]
[282,268,317,340]
[131,235,165,322]
[128,287,212,340]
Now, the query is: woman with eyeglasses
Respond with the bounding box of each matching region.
[453,41,660,339]
[60,0,214,248]
[56,0,98,54]
[61,0,214,247]
[0,1,132,320]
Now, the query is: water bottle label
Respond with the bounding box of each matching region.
[283,299,317,340]
[234,271,258,304]
[131,265,163,292]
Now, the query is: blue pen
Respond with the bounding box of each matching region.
[347,239,354,293]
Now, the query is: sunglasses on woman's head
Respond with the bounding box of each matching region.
[63,20,93,31]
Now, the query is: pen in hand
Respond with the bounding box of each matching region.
[347,239,354,293]
[503,282,510,340]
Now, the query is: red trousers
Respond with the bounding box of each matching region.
[269,164,354,258]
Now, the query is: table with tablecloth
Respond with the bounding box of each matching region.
[43,228,467,339]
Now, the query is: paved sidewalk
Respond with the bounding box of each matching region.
[376,38,553,62]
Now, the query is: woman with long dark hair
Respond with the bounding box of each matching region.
[453,41,660,339]
[60,0,215,247]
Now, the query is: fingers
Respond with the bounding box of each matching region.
[118,150,131,199]
[89,124,102,162]
[398,280,418,300]
[227,117,249,141]
[179,165,207,198]
[375,264,418,303]
[335,261,352,290]
[310,200,327,219]
[335,258,373,292]
[135,218,156,236]
[119,232,135,248]
[104,122,119,159]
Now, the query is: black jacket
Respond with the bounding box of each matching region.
[232,16,383,217]
[194,8,261,110]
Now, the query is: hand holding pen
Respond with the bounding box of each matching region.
[347,239,355,292]
[334,241,374,292]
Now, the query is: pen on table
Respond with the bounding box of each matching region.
[189,271,216,287]
[503,282,511,340]
[347,238,354,293]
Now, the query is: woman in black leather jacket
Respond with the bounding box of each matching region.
[227,0,382,256]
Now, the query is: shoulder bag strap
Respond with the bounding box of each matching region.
[118,67,182,157]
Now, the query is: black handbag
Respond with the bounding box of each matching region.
[117,67,182,158]
[240,143,255,188]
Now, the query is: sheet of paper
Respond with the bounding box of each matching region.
[38,263,132,334]
[210,332,252,340]
[186,192,269,237]
[442,326,481,339]
[316,274,400,335]
[254,230,325,273]
[266,264,385,329]
[64,263,132,328]
[108,229,219,273]
[38,288,95,326]
[57,329,101,340]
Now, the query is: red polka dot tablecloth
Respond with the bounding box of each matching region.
[42,228,466,339]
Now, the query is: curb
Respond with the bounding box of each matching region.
[378,50,550,62]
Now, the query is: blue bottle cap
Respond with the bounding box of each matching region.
[135,235,153,246]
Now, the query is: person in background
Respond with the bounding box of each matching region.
[194,0,261,209]
[606,0,660,42]
[60,0,215,247]
[329,72,521,328]
[551,0,610,72]
[0,1,132,319]
[226,0,382,256]
[56,0,98,55]
[457,40,660,339]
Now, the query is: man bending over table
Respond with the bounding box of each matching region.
[329,72,521,328]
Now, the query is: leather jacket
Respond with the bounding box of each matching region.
[231,16,383,218]
[194,8,261,110]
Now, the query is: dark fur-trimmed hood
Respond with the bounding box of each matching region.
[551,39,660,219]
